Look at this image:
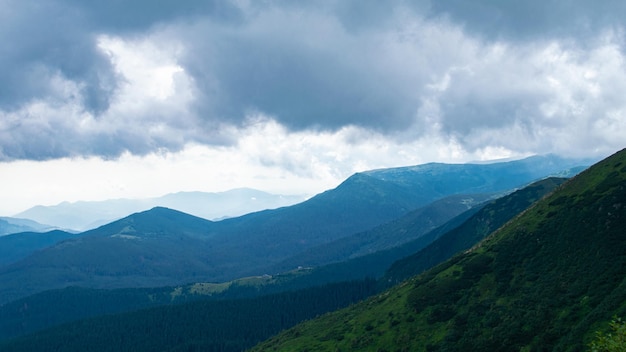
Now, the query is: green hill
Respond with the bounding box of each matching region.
[0,208,217,304]
[0,267,316,342]
[251,148,626,351]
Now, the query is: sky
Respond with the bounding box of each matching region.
[1,0,625,216]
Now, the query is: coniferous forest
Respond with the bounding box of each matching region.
[0,280,377,352]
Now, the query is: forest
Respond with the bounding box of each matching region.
[0,280,377,351]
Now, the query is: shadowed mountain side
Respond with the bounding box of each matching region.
[276,177,567,289]
[0,280,379,352]
[384,177,568,285]
[0,230,76,267]
[179,155,588,278]
[0,208,216,304]
[266,193,494,272]
[251,149,626,352]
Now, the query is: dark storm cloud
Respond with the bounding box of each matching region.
[182,14,422,132]
[62,0,243,32]
[0,0,130,116]
[0,0,244,113]
[178,0,626,134]
[428,0,626,42]
[0,0,245,160]
[1,0,624,161]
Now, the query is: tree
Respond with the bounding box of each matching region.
[590,317,626,352]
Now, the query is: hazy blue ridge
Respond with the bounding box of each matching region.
[0,217,57,236]
[14,188,307,231]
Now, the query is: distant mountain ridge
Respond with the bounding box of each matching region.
[14,188,307,231]
[362,154,589,196]
[0,217,57,236]
[0,208,217,304]
[0,154,591,304]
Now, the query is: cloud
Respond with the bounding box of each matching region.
[428,0,626,42]
[425,30,626,157]
[0,30,202,160]
[63,0,243,32]
[0,114,513,215]
[0,0,625,163]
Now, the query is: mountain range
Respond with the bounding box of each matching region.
[13,188,308,231]
[0,150,615,350]
[0,175,571,347]
[252,148,626,351]
[0,154,589,305]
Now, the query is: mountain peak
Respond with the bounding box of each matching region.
[81,206,214,240]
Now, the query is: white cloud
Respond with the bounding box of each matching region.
[1,1,626,215]
[0,31,203,160]
[97,34,191,105]
[419,30,626,158]
[0,114,524,216]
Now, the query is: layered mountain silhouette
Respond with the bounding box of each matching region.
[14,188,307,231]
[0,155,588,305]
[0,217,57,236]
[252,148,626,351]
[266,193,494,273]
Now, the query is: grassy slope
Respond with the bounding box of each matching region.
[251,148,626,351]
[384,177,567,285]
